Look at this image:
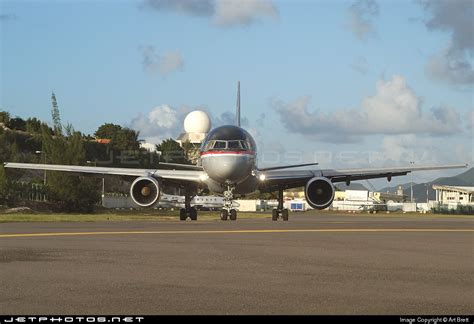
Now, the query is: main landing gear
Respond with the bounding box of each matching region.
[272,189,289,221]
[220,181,238,221]
[180,188,198,221]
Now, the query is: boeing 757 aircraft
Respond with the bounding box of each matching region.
[4,82,467,221]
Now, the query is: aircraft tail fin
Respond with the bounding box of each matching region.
[236,81,241,127]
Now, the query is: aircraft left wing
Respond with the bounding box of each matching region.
[3,162,205,183]
[258,163,468,192]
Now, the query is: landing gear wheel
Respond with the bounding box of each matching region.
[272,209,278,221]
[189,207,198,221]
[220,209,228,221]
[230,209,237,221]
[282,209,289,221]
[179,208,187,221]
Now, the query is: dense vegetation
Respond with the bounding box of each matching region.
[0,94,193,212]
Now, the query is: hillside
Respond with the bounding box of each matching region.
[380,167,473,202]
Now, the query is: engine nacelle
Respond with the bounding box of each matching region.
[130,176,161,207]
[305,177,335,210]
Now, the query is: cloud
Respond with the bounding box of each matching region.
[129,105,252,144]
[139,46,184,76]
[142,0,214,16]
[0,14,18,21]
[273,75,462,143]
[421,0,474,85]
[346,0,379,41]
[212,111,249,127]
[142,0,279,27]
[351,56,370,74]
[214,0,278,27]
[467,110,474,131]
[130,105,191,144]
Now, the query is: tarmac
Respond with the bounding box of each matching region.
[0,212,473,315]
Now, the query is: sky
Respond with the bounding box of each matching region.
[1,0,473,188]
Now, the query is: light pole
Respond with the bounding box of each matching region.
[35,151,46,185]
[410,161,414,203]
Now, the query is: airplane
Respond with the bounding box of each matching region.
[4,82,468,221]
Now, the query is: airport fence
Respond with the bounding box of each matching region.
[431,203,474,215]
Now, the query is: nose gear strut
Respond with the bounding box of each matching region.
[220,180,238,221]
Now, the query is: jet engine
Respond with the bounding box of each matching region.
[130,176,161,207]
[304,177,335,210]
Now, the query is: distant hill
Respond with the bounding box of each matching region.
[335,182,368,191]
[380,167,474,202]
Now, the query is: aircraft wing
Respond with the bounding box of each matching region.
[258,163,468,192]
[3,162,205,183]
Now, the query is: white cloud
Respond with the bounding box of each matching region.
[214,0,278,26]
[140,46,184,76]
[129,105,191,144]
[346,0,379,41]
[142,0,279,27]
[421,0,474,85]
[142,0,214,16]
[273,75,462,143]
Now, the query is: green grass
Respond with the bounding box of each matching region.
[0,210,472,223]
[0,211,271,223]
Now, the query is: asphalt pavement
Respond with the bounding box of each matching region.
[0,213,473,315]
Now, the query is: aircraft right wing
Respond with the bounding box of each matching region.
[258,163,469,192]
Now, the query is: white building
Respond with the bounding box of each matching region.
[432,185,474,205]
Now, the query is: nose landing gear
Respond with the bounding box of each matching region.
[221,181,238,221]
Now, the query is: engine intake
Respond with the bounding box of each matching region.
[305,177,335,210]
[130,176,161,207]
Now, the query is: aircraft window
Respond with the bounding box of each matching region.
[228,141,243,150]
[240,141,248,150]
[213,141,227,149]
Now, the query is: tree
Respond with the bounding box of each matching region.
[94,123,140,152]
[0,164,7,204]
[0,111,10,125]
[8,117,26,131]
[26,117,43,134]
[51,92,62,135]
[181,140,200,165]
[156,138,189,164]
[42,124,100,213]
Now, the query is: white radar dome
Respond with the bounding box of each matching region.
[184,110,211,133]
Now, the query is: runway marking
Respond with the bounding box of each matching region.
[0,228,473,238]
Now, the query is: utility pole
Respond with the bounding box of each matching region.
[410,161,414,203]
[35,151,47,185]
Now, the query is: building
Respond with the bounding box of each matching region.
[432,185,474,205]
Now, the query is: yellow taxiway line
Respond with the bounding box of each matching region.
[0,228,473,238]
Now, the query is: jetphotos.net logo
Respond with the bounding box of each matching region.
[0,317,145,324]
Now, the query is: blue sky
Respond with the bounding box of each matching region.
[1,0,473,187]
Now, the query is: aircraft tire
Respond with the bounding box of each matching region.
[179,208,187,221]
[230,209,237,221]
[282,209,289,221]
[220,209,228,221]
[272,209,278,221]
[189,207,198,221]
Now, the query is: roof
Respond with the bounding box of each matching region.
[432,185,474,194]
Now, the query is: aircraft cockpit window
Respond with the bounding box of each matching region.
[213,141,227,149]
[227,141,243,150]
